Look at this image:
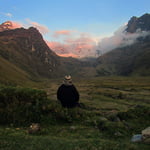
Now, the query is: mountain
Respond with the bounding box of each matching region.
[0,13,150,85]
[0,22,96,84]
[0,24,62,82]
[0,21,14,31]
[96,13,150,76]
[126,13,150,33]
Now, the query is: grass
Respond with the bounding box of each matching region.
[0,76,150,150]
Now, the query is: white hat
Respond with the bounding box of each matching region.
[64,75,72,80]
[64,75,72,85]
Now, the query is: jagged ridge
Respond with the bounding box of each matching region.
[0,26,60,79]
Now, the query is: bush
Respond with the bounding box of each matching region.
[0,86,48,125]
[97,118,126,136]
[117,105,150,121]
[40,100,87,125]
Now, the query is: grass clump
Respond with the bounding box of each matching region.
[0,86,48,125]
[0,77,150,150]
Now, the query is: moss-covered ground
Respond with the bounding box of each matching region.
[0,77,150,150]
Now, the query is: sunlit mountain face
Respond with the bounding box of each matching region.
[0,13,150,79]
[46,39,97,58]
[1,13,150,59]
[0,21,22,31]
[0,21,99,58]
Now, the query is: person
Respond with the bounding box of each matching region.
[57,75,79,108]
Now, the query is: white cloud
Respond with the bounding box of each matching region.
[96,25,150,55]
[5,13,13,17]
[25,19,50,34]
[0,12,13,17]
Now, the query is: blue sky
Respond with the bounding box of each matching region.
[1,0,150,35]
[0,0,150,57]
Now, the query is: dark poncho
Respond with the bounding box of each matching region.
[57,84,79,108]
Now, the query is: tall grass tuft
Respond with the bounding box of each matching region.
[0,86,48,125]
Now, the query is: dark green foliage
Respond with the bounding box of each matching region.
[117,105,150,121]
[96,105,150,137]
[0,77,150,150]
[0,86,48,125]
[41,100,87,124]
[97,120,126,136]
[96,35,150,76]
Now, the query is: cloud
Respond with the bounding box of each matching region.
[0,12,13,17]
[8,19,150,58]
[5,13,13,17]
[97,25,150,54]
[57,53,79,58]
[7,19,150,58]
[25,19,50,34]
[53,30,74,38]
[49,25,150,58]
[11,21,22,29]
[4,19,50,35]
[46,41,69,54]
[1,18,97,58]
[47,33,97,58]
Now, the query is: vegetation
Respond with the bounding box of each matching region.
[0,86,48,125]
[0,77,150,150]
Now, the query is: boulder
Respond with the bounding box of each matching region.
[131,134,142,142]
[28,123,41,134]
[142,126,150,143]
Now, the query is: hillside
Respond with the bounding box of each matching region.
[0,13,150,86]
[0,22,97,85]
[0,27,61,80]
[96,13,150,76]
[0,77,150,150]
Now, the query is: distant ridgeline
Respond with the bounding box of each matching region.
[96,13,150,76]
[0,22,96,85]
[0,13,150,85]
[0,26,60,79]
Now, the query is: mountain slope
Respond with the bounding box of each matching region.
[0,56,32,85]
[96,13,150,76]
[0,23,96,85]
[0,26,61,80]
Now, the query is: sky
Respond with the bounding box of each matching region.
[0,0,150,57]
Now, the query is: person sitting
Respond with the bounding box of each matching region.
[57,75,79,108]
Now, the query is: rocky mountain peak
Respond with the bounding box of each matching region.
[0,21,15,32]
[0,24,60,78]
[126,13,150,33]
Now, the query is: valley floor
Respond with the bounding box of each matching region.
[0,76,150,150]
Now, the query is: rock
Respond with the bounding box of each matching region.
[70,126,76,130]
[131,134,142,142]
[15,128,20,130]
[28,123,41,134]
[142,126,150,138]
[142,126,150,143]
[108,114,121,122]
[99,117,108,122]
[114,131,122,137]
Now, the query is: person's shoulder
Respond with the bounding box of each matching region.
[58,84,64,89]
[72,84,76,87]
[71,84,77,89]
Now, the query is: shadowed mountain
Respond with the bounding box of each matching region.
[126,13,150,33]
[96,13,150,76]
[0,26,61,79]
[0,13,150,85]
[0,23,96,84]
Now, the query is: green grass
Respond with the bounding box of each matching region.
[0,76,150,150]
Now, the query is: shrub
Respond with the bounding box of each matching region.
[40,100,87,124]
[97,118,126,136]
[117,105,150,121]
[0,86,48,125]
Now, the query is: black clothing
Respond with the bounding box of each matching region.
[57,84,79,108]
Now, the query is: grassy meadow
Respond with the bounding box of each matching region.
[0,76,150,150]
